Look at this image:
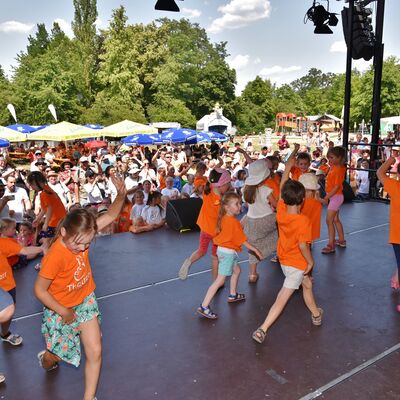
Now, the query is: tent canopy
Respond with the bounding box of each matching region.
[28,121,95,141]
[100,120,157,138]
[0,126,27,142]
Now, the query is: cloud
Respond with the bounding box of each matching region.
[330,40,347,53]
[259,65,301,76]
[54,18,74,38]
[229,54,250,70]
[0,21,34,34]
[182,8,202,19]
[253,57,261,65]
[208,0,271,34]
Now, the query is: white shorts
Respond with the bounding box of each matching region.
[281,264,305,289]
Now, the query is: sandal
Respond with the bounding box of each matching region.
[335,240,347,248]
[197,305,218,319]
[0,373,5,384]
[321,244,335,254]
[311,308,323,326]
[248,273,259,283]
[1,332,23,346]
[252,328,266,344]
[37,350,59,372]
[391,272,399,290]
[227,293,246,303]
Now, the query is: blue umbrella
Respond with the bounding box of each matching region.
[6,124,37,133]
[0,138,10,148]
[34,124,51,131]
[160,128,197,144]
[122,133,164,146]
[200,130,228,142]
[83,124,104,130]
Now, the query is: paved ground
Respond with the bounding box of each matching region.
[0,201,398,400]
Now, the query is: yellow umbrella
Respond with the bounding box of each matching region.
[100,120,157,138]
[29,121,96,141]
[0,126,27,142]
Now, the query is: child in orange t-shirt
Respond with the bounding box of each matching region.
[115,197,133,233]
[377,157,400,308]
[290,147,312,181]
[320,147,347,254]
[27,171,66,245]
[197,192,262,319]
[34,175,126,400]
[179,168,232,281]
[0,233,44,346]
[252,180,323,344]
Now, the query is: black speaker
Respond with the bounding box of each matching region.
[166,198,203,232]
[343,180,355,202]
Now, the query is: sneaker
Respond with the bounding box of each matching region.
[197,305,218,319]
[0,373,5,384]
[335,240,347,248]
[270,255,279,263]
[1,332,23,346]
[37,350,58,372]
[312,308,323,326]
[178,258,192,280]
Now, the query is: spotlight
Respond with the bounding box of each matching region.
[155,0,182,12]
[305,1,339,34]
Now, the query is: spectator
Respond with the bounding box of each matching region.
[4,176,31,225]
[161,177,180,200]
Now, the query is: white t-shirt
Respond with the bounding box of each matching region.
[125,176,140,202]
[4,186,29,223]
[246,185,274,219]
[141,205,165,225]
[106,179,118,202]
[181,183,194,196]
[161,187,180,199]
[84,182,106,204]
[356,170,370,194]
[139,169,156,183]
[130,203,145,220]
[49,182,69,208]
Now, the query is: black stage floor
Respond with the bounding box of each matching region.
[1,201,399,400]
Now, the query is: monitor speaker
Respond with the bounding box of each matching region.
[166,198,203,231]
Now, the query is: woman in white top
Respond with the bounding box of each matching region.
[241,160,278,283]
[83,170,106,205]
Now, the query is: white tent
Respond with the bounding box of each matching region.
[196,103,232,134]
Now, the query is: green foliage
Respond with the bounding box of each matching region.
[4,0,400,134]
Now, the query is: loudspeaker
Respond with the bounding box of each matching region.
[166,198,203,232]
[343,180,355,202]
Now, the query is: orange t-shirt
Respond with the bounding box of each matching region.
[194,176,208,189]
[0,238,21,291]
[7,238,20,267]
[290,166,302,181]
[273,173,281,186]
[301,197,322,241]
[319,164,330,175]
[384,178,400,244]
[159,175,166,191]
[263,177,280,200]
[40,238,96,308]
[326,165,346,195]
[40,190,66,228]
[196,191,220,237]
[213,215,247,252]
[276,204,312,270]
[116,203,133,233]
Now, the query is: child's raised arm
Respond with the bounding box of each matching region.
[376,156,396,184]
[280,143,299,192]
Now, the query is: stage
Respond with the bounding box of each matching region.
[1,201,399,400]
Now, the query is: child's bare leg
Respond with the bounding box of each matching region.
[301,276,320,317]
[202,275,226,308]
[249,263,258,276]
[333,211,345,242]
[229,264,241,295]
[326,210,337,246]
[80,317,102,400]
[211,255,218,281]
[259,287,295,333]
[189,249,205,264]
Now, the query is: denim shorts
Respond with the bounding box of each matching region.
[217,247,238,276]
[0,288,14,311]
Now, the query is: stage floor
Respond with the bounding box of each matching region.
[1,201,399,400]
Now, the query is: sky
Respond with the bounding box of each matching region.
[0,0,399,95]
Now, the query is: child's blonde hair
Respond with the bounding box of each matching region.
[0,217,16,234]
[216,192,240,234]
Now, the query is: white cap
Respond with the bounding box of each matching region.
[128,167,140,175]
[299,173,319,190]
[245,160,270,185]
[79,156,89,163]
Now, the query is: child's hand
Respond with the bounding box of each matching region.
[60,308,76,324]
[387,156,396,165]
[286,156,296,169]
[293,143,300,153]
[252,247,263,260]
[111,174,127,196]
[304,263,314,275]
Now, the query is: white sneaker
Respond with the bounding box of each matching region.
[178,258,192,280]
[0,373,5,384]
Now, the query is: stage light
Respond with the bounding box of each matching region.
[305,1,339,34]
[155,0,182,12]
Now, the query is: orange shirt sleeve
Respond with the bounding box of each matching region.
[196,192,220,236]
[0,238,21,291]
[263,178,280,200]
[213,216,246,251]
[290,166,302,181]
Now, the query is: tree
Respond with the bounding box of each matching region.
[26,24,50,57]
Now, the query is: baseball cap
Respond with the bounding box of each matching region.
[128,168,140,175]
[79,156,89,163]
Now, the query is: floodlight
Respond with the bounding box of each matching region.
[155,0,181,12]
[305,1,338,34]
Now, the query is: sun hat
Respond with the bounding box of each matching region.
[245,160,270,186]
[299,173,319,190]
[61,160,73,169]
[210,168,231,188]
[47,170,58,177]
[35,150,42,155]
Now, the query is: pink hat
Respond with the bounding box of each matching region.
[210,168,231,188]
